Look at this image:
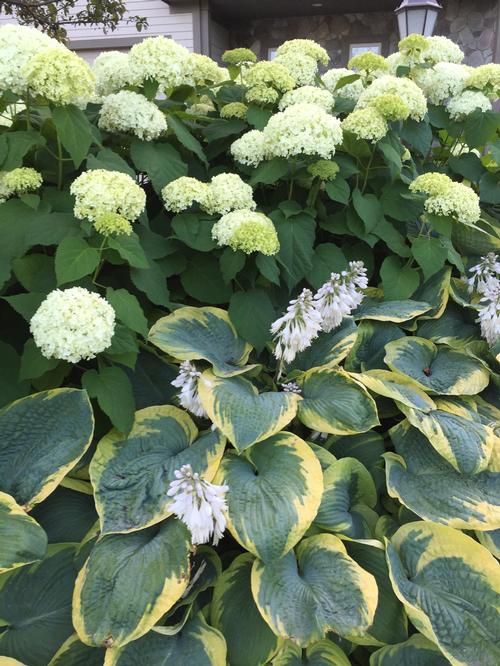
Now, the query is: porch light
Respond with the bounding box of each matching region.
[395,0,442,39]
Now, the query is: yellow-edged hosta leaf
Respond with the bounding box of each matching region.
[0,389,94,508]
[288,318,357,372]
[251,533,378,646]
[216,433,323,561]
[198,371,300,451]
[297,368,379,435]
[272,639,351,665]
[417,305,478,346]
[354,299,431,322]
[0,491,47,573]
[308,441,337,471]
[370,634,449,665]
[104,614,226,666]
[386,521,500,666]
[345,320,405,373]
[315,458,377,538]
[47,634,104,666]
[211,553,280,666]
[73,518,191,649]
[353,369,436,412]
[384,337,490,395]
[478,529,500,559]
[413,266,451,320]
[148,306,253,377]
[385,421,500,530]
[90,405,225,534]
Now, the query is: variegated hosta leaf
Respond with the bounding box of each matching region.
[73,518,191,649]
[308,441,337,471]
[0,491,47,573]
[386,521,500,666]
[251,533,378,646]
[344,320,405,373]
[105,614,226,666]
[148,306,253,377]
[417,304,478,346]
[198,371,300,451]
[370,634,449,666]
[413,267,451,320]
[384,337,490,395]
[353,369,436,412]
[354,299,431,322]
[90,405,225,534]
[400,400,496,474]
[216,433,323,561]
[297,368,379,435]
[478,529,500,559]
[287,318,357,372]
[272,639,351,665]
[0,389,94,508]
[211,553,280,666]
[385,421,500,530]
[0,545,78,666]
[0,659,29,666]
[47,634,104,666]
[315,458,377,538]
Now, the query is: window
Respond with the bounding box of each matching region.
[349,42,382,58]
[268,47,278,60]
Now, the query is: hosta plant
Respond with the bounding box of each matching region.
[0,24,499,666]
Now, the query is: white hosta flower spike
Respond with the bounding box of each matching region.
[168,464,228,545]
[468,253,500,294]
[478,278,500,346]
[171,361,207,418]
[314,261,368,332]
[271,288,323,364]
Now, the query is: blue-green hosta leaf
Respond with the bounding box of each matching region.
[0,545,78,666]
[47,634,104,666]
[384,336,490,395]
[353,369,436,412]
[287,318,357,373]
[308,441,337,471]
[354,299,431,322]
[105,614,226,666]
[345,320,405,373]
[478,529,500,559]
[370,635,449,666]
[73,518,191,649]
[0,389,94,508]
[198,372,300,452]
[416,304,478,346]
[385,420,500,529]
[273,639,351,665]
[90,406,225,534]
[315,458,377,538]
[30,486,98,544]
[148,306,254,377]
[215,433,323,561]
[413,267,451,320]
[252,533,378,646]
[386,522,500,666]
[211,553,280,666]
[0,491,47,573]
[297,368,379,435]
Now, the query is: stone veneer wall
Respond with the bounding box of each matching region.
[228,0,499,66]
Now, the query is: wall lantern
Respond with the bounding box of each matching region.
[394,0,442,39]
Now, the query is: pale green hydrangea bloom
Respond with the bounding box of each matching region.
[398,34,429,59]
[183,53,227,87]
[205,173,256,215]
[275,52,318,86]
[161,176,210,213]
[222,48,257,66]
[425,35,464,65]
[410,172,480,224]
[356,75,427,121]
[93,51,137,97]
[212,209,279,255]
[342,107,388,143]
[466,63,500,100]
[279,86,335,112]
[369,93,410,121]
[70,170,146,222]
[307,160,339,181]
[94,212,133,237]
[244,61,296,93]
[0,24,55,94]
[276,39,329,65]
[0,167,42,202]
[412,62,470,105]
[98,91,168,141]
[322,68,364,101]
[220,102,248,119]
[245,85,280,105]
[129,36,189,91]
[348,52,388,83]
[447,90,492,120]
[230,130,267,167]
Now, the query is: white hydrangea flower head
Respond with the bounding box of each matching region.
[243,61,296,93]
[322,68,364,101]
[162,176,210,213]
[271,288,323,364]
[279,86,335,112]
[98,91,168,141]
[245,85,280,106]
[220,102,248,119]
[468,253,500,294]
[409,172,480,225]
[212,209,279,255]
[386,52,407,75]
[275,39,329,66]
[412,62,470,105]
[230,130,267,167]
[447,90,492,121]
[0,24,55,94]
[93,51,137,97]
[263,103,343,160]
[129,36,189,91]
[186,102,216,116]
[356,75,427,121]
[70,170,146,222]
[274,52,318,86]
[30,287,115,363]
[205,173,256,215]
[477,279,500,346]
[424,35,464,65]
[23,45,95,108]
[341,107,388,143]
[171,361,207,418]
[314,261,368,332]
[466,63,500,100]
[0,167,42,201]
[183,53,227,86]
[167,464,228,545]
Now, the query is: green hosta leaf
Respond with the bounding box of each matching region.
[0,491,47,573]
[352,189,383,233]
[386,521,500,665]
[385,420,500,530]
[52,105,96,168]
[216,433,322,561]
[411,237,448,281]
[288,318,357,373]
[47,634,104,666]
[384,336,490,395]
[73,518,191,649]
[297,368,379,435]
[478,529,500,559]
[130,140,187,193]
[0,389,94,508]
[345,320,405,372]
[105,288,148,338]
[148,306,253,377]
[82,367,135,435]
[0,545,77,666]
[252,533,378,646]
[355,299,431,322]
[370,635,449,666]
[211,553,280,666]
[275,211,316,290]
[273,639,351,665]
[315,457,377,538]
[198,372,300,451]
[452,221,500,256]
[90,406,225,534]
[353,369,436,412]
[417,304,477,346]
[55,237,100,285]
[105,614,226,666]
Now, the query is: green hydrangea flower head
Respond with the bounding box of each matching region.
[222,48,257,66]
[370,93,410,121]
[1,167,42,195]
[94,212,133,237]
[212,209,279,255]
[341,107,388,143]
[220,102,248,119]
[398,34,428,57]
[348,52,388,76]
[307,160,340,181]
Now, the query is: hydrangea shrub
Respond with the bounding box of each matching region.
[0,23,499,666]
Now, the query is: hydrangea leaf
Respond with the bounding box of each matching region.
[90,406,225,534]
[0,491,47,573]
[215,433,323,561]
[370,635,449,666]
